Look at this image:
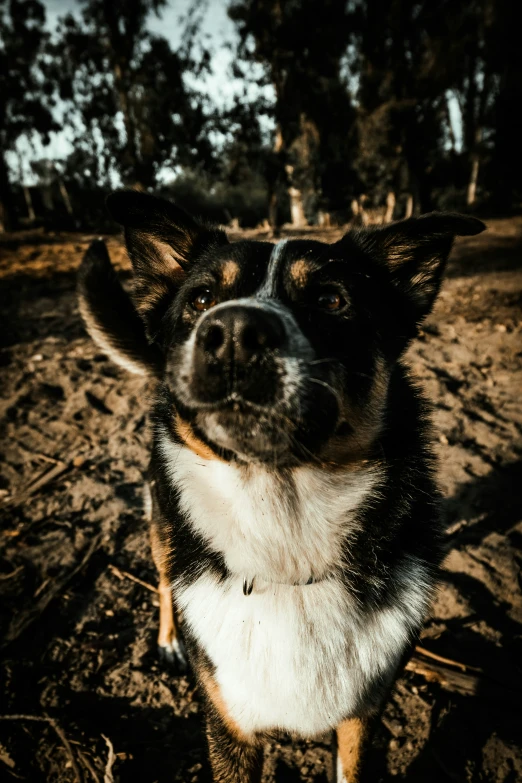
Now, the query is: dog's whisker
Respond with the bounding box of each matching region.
[307,376,343,409]
[306,357,337,366]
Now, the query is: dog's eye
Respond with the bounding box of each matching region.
[191,288,217,312]
[316,290,345,311]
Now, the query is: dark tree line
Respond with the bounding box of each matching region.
[0,0,519,232]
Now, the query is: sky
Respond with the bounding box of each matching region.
[11,0,253,183]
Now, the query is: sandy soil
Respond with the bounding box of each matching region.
[0,218,521,782]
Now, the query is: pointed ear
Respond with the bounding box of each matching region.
[354,212,486,321]
[106,190,228,340]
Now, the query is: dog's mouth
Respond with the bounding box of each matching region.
[173,392,298,463]
[172,374,341,465]
[197,405,293,462]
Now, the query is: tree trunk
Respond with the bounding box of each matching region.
[0,152,16,232]
[268,190,278,231]
[445,93,457,153]
[466,65,491,209]
[384,191,396,223]
[113,62,142,184]
[288,185,306,227]
[23,186,35,222]
[317,211,331,228]
[491,12,522,211]
[59,180,73,216]
[466,156,480,206]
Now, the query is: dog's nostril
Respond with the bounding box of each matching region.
[204,324,225,353]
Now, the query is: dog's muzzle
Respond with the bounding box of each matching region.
[170,300,337,463]
[189,302,288,406]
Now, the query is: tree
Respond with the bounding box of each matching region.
[229,0,358,226]
[55,0,213,190]
[350,0,462,215]
[438,0,496,207]
[488,0,522,210]
[0,0,57,230]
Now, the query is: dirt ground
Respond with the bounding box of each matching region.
[0,217,521,783]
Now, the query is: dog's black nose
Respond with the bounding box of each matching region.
[196,305,285,364]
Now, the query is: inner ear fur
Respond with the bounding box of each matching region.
[106,190,229,340]
[352,212,485,321]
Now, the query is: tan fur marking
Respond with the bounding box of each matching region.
[289,259,311,287]
[175,413,222,461]
[320,356,390,468]
[337,717,366,782]
[150,522,179,649]
[200,669,250,741]
[221,260,240,286]
[135,264,185,314]
[157,579,175,646]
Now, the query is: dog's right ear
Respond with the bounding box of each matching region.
[106,190,228,341]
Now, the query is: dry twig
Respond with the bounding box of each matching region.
[1,453,87,510]
[0,565,23,582]
[101,735,115,783]
[1,461,69,508]
[2,534,102,647]
[78,750,101,783]
[0,713,82,782]
[414,644,483,674]
[406,652,522,706]
[108,563,158,594]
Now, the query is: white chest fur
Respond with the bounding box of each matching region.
[161,439,381,584]
[176,570,429,736]
[161,439,431,736]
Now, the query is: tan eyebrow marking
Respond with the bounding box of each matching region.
[221,260,240,286]
[289,259,311,287]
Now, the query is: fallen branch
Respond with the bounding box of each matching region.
[101,735,115,783]
[0,713,82,783]
[1,455,87,510]
[77,751,101,783]
[108,563,158,594]
[12,440,62,466]
[406,656,478,697]
[2,534,102,647]
[406,653,522,706]
[0,565,23,582]
[414,644,483,674]
[1,461,68,509]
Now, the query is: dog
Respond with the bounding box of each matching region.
[77,190,485,782]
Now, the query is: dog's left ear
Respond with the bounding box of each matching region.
[354,212,486,321]
[106,189,228,340]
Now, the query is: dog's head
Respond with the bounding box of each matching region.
[107,191,484,466]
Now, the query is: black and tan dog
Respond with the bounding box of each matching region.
[78,191,485,782]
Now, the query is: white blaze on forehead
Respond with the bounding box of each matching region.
[257,239,288,298]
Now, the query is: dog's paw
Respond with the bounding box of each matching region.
[158,636,189,673]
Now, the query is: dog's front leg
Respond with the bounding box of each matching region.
[149,510,187,670]
[201,670,263,783]
[334,717,369,783]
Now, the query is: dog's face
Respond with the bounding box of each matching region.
[108,191,484,466]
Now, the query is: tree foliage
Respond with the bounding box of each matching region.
[229,0,358,221]
[53,0,213,190]
[1,0,519,231]
[0,0,57,229]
